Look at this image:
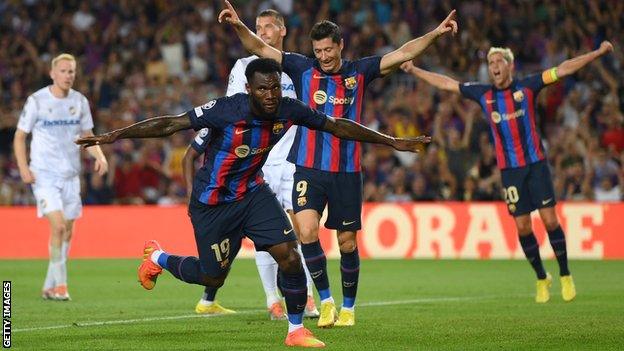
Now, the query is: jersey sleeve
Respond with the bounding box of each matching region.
[281,52,313,81]
[80,95,94,131]
[226,59,247,96]
[459,82,490,102]
[355,56,382,84]
[187,97,228,130]
[190,128,211,154]
[521,68,559,93]
[16,96,38,133]
[285,97,328,130]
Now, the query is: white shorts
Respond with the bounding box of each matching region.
[262,162,295,211]
[31,172,82,220]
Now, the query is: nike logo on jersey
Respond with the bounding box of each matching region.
[312,74,328,79]
[542,198,553,205]
[486,99,496,104]
[235,128,250,135]
[342,220,356,226]
[283,228,294,235]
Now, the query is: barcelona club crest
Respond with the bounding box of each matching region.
[344,76,357,90]
[297,197,307,206]
[273,122,284,134]
[513,90,524,102]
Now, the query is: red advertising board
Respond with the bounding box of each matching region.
[0,202,621,259]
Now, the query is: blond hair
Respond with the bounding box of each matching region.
[51,53,76,69]
[487,47,514,63]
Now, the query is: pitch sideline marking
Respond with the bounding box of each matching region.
[13,294,520,333]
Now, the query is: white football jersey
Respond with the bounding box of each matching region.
[226,55,297,165]
[17,87,94,178]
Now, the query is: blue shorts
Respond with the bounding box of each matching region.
[188,184,296,277]
[292,166,362,231]
[500,160,556,217]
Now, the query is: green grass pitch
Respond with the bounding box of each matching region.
[2,259,623,350]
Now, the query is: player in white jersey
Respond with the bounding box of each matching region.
[13,53,108,301]
[185,9,318,320]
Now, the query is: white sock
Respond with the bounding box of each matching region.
[341,305,354,312]
[43,260,55,290]
[296,244,315,297]
[58,260,67,286]
[288,322,303,334]
[50,245,64,287]
[321,296,334,305]
[255,251,281,307]
[61,241,71,261]
[198,299,214,306]
[150,250,164,266]
[43,244,56,290]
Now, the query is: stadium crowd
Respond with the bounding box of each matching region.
[0,0,623,206]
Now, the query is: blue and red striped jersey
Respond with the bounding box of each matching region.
[282,52,382,172]
[188,94,328,205]
[459,70,559,169]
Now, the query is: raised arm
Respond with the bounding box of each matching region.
[322,117,430,152]
[379,10,457,75]
[400,60,461,93]
[218,0,282,63]
[76,113,191,147]
[556,41,614,78]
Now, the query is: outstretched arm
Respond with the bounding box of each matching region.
[76,113,192,147]
[218,0,282,63]
[400,60,461,93]
[556,41,614,78]
[322,117,430,152]
[379,10,457,75]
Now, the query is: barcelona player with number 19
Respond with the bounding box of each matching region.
[77,58,430,347]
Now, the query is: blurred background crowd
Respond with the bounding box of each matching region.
[1,0,623,206]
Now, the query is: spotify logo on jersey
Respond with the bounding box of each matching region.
[313,90,328,105]
[235,145,250,158]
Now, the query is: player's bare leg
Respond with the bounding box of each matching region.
[334,230,358,326]
[514,214,550,303]
[538,207,575,301]
[43,211,71,301]
[268,240,324,348]
[288,209,319,318]
[297,209,336,327]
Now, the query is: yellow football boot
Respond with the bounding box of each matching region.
[560,275,576,302]
[535,273,552,303]
[317,301,337,328]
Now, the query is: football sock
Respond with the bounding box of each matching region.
[279,270,306,331]
[547,226,571,276]
[301,240,331,301]
[49,244,65,286]
[43,244,55,290]
[254,250,281,306]
[201,286,218,303]
[340,248,359,309]
[297,244,315,297]
[165,255,206,285]
[61,241,70,262]
[151,250,170,270]
[519,233,547,280]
